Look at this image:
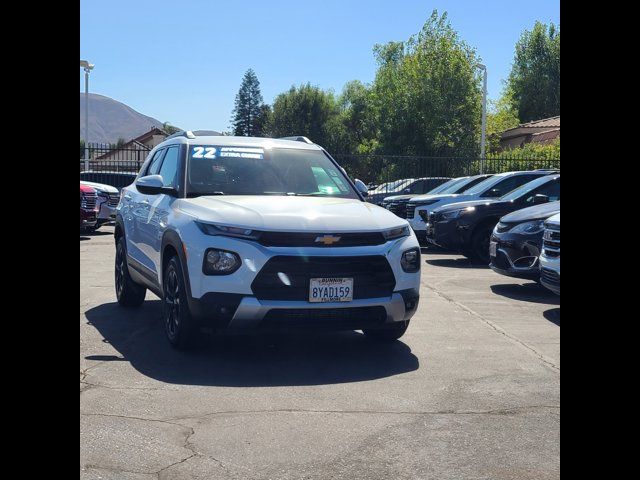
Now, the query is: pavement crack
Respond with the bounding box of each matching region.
[424,282,560,372]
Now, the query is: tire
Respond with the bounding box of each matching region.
[115,236,146,307]
[467,225,493,265]
[363,320,410,341]
[163,255,198,350]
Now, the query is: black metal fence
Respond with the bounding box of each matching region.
[332,153,560,189]
[79,142,559,192]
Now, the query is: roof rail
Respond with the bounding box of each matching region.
[165,130,222,140]
[279,136,314,144]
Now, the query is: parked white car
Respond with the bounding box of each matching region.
[539,213,560,295]
[115,132,421,348]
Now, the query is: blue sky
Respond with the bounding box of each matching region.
[80,0,559,133]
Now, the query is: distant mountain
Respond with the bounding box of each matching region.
[80,93,167,144]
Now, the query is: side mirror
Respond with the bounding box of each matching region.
[484,188,501,197]
[135,175,176,196]
[403,188,411,194]
[354,178,369,197]
[532,194,549,205]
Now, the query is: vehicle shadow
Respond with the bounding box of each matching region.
[490,283,560,305]
[543,307,560,326]
[80,236,90,241]
[425,258,489,269]
[84,301,420,387]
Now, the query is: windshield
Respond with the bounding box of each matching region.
[427,177,467,195]
[500,175,557,201]
[462,174,506,195]
[372,178,414,193]
[186,146,359,198]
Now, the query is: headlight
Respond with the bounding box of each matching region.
[441,206,475,220]
[203,248,241,275]
[401,247,421,272]
[196,221,260,240]
[383,225,410,240]
[509,220,545,234]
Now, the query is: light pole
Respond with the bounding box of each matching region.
[478,64,487,174]
[80,60,94,171]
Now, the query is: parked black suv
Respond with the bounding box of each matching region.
[489,201,560,280]
[423,174,560,263]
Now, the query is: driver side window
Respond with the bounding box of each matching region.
[146,149,166,176]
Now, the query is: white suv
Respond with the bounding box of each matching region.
[114,132,421,348]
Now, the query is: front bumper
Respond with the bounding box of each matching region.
[188,289,419,331]
[489,231,542,280]
[97,202,117,224]
[539,254,560,295]
[80,209,97,228]
[426,220,466,251]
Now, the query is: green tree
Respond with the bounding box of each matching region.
[162,122,181,135]
[369,10,482,156]
[486,88,519,153]
[268,83,341,149]
[231,69,267,136]
[507,21,560,122]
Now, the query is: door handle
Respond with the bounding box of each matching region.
[142,199,150,204]
[123,194,132,200]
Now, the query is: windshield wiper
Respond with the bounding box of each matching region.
[187,191,224,198]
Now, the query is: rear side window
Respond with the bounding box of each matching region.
[158,147,180,189]
[482,174,538,198]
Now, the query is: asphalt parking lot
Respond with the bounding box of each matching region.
[80,225,559,480]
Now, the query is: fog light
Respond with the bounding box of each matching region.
[203,248,241,275]
[401,247,421,272]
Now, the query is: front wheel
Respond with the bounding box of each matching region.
[467,225,493,265]
[115,237,146,307]
[363,321,409,341]
[163,256,198,350]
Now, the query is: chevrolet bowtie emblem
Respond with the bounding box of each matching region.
[315,234,341,245]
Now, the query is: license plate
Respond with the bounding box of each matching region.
[309,278,353,303]
[490,241,497,257]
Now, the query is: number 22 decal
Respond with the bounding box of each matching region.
[192,147,217,158]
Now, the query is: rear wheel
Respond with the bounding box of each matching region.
[163,256,198,350]
[115,236,146,307]
[363,321,409,341]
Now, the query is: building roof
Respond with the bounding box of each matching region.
[501,116,560,140]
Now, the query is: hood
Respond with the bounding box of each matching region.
[500,201,560,224]
[383,194,414,202]
[408,193,476,203]
[176,196,408,232]
[545,213,560,227]
[435,198,502,213]
[80,181,119,194]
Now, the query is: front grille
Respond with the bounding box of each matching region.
[107,193,120,207]
[258,231,386,248]
[542,226,560,257]
[251,255,396,301]
[388,202,408,218]
[406,203,417,219]
[261,306,387,330]
[541,268,560,286]
[80,192,97,210]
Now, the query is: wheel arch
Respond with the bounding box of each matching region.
[161,230,193,299]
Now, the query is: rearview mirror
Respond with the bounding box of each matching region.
[135,175,176,196]
[354,178,369,197]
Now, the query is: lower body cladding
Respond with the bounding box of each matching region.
[489,232,542,280]
[181,224,421,332]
